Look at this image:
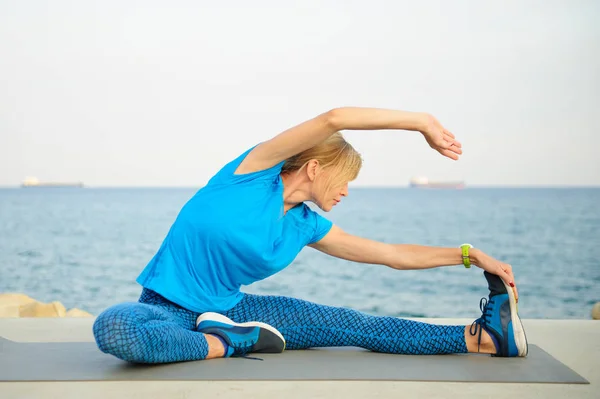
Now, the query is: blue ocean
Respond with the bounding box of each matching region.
[1,187,599,319]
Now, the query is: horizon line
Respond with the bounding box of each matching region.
[1,184,600,189]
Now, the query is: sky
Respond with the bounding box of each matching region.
[0,0,598,187]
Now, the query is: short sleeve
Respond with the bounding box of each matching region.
[306,207,333,244]
[208,144,284,186]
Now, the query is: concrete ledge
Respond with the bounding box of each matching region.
[1,318,598,399]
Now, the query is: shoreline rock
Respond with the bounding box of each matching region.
[0,293,93,318]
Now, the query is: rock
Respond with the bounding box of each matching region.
[19,300,67,318]
[0,304,20,317]
[592,302,600,320]
[0,293,92,318]
[66,308,93,317]
[0,293,37,307]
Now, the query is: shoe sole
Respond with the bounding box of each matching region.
[501,279,528,357]
[196,312,286,352]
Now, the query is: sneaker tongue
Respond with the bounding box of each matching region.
[484,271,507,297]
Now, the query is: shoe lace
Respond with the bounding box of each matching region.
[239,354,263,361]
[469,297,493,353]
[231,340,264,361]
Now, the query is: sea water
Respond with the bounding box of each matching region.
[1,187,598,319]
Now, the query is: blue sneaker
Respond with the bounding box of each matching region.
[196,313,286,357]
[470,271,528,357]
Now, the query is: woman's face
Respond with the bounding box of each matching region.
[312,170,349,212]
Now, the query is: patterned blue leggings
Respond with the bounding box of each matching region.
[93,289,468,363]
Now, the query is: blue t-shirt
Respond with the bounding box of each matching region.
[136,146,333,313]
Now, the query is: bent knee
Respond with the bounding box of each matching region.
[92,303,156,362]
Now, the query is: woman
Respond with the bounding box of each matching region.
[93,107,528,363]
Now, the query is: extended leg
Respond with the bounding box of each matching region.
[223,294,468,355]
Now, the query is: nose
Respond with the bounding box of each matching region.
[340,183,349,197]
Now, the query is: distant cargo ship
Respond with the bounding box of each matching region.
[21,177,84,188]
[409,176,465,189]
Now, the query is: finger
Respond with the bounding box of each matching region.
[437,136,450,149]
[439,148,459,160]
[504,266,519,302]
[443,133,458,145]
[497,268,514,292]
[443,134,462,149]
[449,144,463,155]
[444,129,455,139]
[504,264,514,283]
[501,266,518,303]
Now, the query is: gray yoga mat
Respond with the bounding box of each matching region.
[0,337,588,383]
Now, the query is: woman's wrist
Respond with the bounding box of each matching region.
[414,112,433,132]
[469,248,482,266]
[398,111,429,132]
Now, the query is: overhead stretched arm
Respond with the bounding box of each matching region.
[235,107,462,174]
[309,225,518,301]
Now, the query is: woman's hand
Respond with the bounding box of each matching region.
[471,249,519,302]
[418,113,463,160]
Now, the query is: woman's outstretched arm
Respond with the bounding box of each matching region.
[235,108,462,174]
[309,225,519,301]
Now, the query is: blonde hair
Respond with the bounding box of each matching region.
[281,132,362,190]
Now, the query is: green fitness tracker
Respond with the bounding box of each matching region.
[460,243,473,268]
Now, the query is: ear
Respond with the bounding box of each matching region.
[306,159,320,181]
